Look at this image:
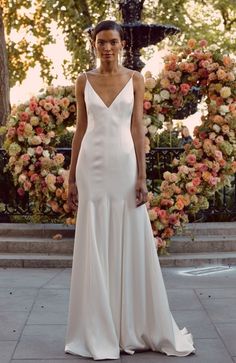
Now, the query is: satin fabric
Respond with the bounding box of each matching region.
[64,74,196,360]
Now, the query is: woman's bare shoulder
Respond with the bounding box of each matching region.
[75,73,87,94]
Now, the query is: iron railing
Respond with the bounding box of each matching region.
[0,147,236,221]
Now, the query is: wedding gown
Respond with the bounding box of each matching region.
[64,72,196,360]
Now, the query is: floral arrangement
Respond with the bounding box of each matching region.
[1,86,76,221]
[144,39,236,254]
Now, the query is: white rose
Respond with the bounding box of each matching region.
[153,94,161,103]
[43,150,50,158]
[148,125,158,134]
[18,174,27,183]
[58,168,65,176]
[41,169,48,177]
[44,137,51,145]
[212,124,221,133]
[209,44,219,51]
[160,90,170,100]
[143,116,152,126]
[27,147,35,156]
[158,113,165,122]
[219,105,229,115]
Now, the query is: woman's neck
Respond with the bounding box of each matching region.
[98,61,121,75]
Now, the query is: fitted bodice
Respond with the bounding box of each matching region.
[84,76,134,134]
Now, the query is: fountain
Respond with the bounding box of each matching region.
[119,0,180,71]
[86,0,180,72]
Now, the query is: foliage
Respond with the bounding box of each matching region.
[1,0,236,86]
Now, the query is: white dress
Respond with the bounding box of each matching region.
[64,73,196,360]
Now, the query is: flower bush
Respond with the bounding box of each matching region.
[144,39,236,253]
[1,86,76,221]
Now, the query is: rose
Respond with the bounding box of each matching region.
[180,83,190,95]
[148,125,158,135]
[160,90,170,100]
[178,165,189,174]
[145,77,156,90]
[187,38,197,48]
[220,87,231,99]
[186,182,197,195]
[143,115,152,126]
[59,97,70,108]
[199,39,208,47]
[143,101,152,110]
[214,150,223,160]
[212,124,221,133]
[53,153,65,165]
[148,209,158,221]
[35,146,44,155]
[168,84,177,93]
[29,135,42,145]
[217,69,227,80]
[186,154,197,165]
[175,199,185,210]
[144,91,152,101]
[8,142,21,156]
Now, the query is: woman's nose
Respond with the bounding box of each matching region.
[104,42,111,50]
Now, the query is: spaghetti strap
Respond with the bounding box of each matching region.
[84,72,88,79]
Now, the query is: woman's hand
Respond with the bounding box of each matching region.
[67,182,78,211]
[135,178,148,207]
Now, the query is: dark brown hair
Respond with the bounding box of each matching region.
[92,20,124,41]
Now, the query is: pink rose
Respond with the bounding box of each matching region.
[180,83,190,95]
[20,112,30,122]
[30,173,39,182]
[214,150,223,160]
[186,182,197,195]
[35,146,43,155]
[192,177,201,186]
[17,187,25,197]
[29,100,38,111]
[23,180,32,191]
[168,214,178,225]
[143,101,152,110]
[193,138,202,149]
[186,153,197,165]
[168,84,177,93]
[209,176,218,186]
[199,39,208,47]
[7,127,16,138]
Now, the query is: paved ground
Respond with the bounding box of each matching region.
[1,265,236,363]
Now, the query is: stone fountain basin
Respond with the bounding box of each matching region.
[122,23,180,48]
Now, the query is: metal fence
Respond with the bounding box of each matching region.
[0,147,236,222]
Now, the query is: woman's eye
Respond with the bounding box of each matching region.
[111,40,118,45]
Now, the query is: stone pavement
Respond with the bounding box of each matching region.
[1,266,236,363]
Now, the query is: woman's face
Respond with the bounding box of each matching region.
[94,29,124,62]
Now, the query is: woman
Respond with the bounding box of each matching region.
[65,20,195,360]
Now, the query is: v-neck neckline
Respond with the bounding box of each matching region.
[86,76,133,109]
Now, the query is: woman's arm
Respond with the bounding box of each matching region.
[67,73,87,210]
[131,71,148,207]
